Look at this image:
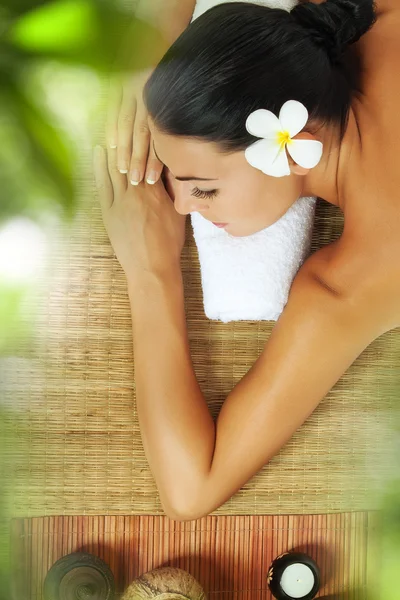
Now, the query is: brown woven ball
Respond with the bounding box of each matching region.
[121,566,207,600]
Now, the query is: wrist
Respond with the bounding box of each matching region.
[126,263,183,294]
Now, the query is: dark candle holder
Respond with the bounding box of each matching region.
[267,551,320,600]
[43,552,115,600]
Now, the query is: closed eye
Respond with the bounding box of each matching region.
[191,187,219,200]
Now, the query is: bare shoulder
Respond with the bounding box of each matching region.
[373,0,400,17]
[303,0,399,16]
[300,0,398,15]
[354,6,400,104]
[298,237,400,332]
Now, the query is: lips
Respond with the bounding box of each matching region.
[212,222,229,228]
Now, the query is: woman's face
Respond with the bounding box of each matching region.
[150,121,304,238]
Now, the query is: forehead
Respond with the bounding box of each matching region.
[149,120,236,179]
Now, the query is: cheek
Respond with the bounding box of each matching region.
[220,177,261,215]
[229,175,300,224]
[217,190,247,218]
[255,175,299,209]
[237,177,271,214]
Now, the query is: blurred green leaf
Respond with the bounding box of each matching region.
[13,88,73,182]
[8,0,98,53]
[0,286,32,356]
[0,0,168,226]
[3,0,168,73]
[1,83,76,221]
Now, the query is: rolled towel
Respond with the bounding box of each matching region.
[190,0,314,323]
[192,0,298,20]
[191,198,316,323]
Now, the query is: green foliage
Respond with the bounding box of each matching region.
[0,285,31,356]
[0,81,76,221]
[0,0,163,224]
[379,450,400,599]
[8,0,98,53]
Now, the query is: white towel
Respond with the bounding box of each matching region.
[191,199,316,322]
[190,0,315,323]
[192,0,297,20]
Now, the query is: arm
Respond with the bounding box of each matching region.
[200,258,387,518]
[136,0,196,45]
[128,267,216,517]
[128,245,388,522]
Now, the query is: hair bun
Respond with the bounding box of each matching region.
[291,0,376,64]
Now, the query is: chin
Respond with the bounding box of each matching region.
[226,224,268,237]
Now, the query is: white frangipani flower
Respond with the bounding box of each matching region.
[245,100,323,178]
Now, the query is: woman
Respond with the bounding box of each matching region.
[93,0,400,522]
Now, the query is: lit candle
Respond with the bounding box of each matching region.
[280,563,315,598]
[267,551,320,600]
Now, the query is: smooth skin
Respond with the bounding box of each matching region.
[94,0,400,521]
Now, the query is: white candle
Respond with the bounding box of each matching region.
[279,563,315,598]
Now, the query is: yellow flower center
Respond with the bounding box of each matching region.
[277,130,292,148]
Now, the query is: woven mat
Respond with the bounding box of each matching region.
[11,512,380,599]
[1,40,399,516]
[1,150,398,517]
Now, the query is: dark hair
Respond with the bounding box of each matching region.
[144,1,376,152]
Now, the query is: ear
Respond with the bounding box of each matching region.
[290,163,309,176]
[288,130,317,176]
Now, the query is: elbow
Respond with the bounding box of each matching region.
[164,507,203,522]
[162,498,209,522]
[160,487,211,522]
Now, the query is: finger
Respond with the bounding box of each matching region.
[144,135,164,185]
[117,78,138,174]
[106,76,122,149]
[93,145,113,211]
[107,146,128,200]
[129,104,151,185]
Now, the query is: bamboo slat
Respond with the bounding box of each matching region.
[11,513,377,600]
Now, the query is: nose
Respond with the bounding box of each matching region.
[173,185,209,216]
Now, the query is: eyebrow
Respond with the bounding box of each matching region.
[153,141,218,182]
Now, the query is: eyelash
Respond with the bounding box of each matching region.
[191,187,219,200]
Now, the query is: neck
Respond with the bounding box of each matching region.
[301,107,359,212]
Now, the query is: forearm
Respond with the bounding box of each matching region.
[127,268,215,517]
[136,0,196,45]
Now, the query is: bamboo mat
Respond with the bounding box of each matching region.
[0,14,399,516]
[1,170,398,517]
[10,512,380,600]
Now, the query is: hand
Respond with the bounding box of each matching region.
[93,145,186,280]
[106,69,164,186]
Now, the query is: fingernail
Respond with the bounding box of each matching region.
[146,170,157,185]
[130,169,140,185]
[119,166,128,174]
[110,144,117,149]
